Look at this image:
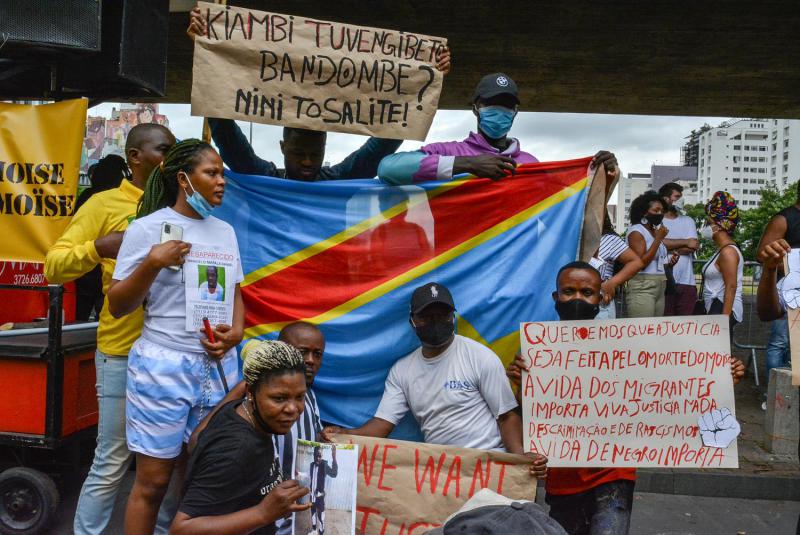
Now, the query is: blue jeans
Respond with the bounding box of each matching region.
[74,352,133,535]
[547,480,635,535]
[74,351,177,535]
[766,317,791,378]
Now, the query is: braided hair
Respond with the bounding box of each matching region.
[137,139,214,218]
[241,339,305,391]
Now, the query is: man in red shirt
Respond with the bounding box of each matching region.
[507,261,744,534]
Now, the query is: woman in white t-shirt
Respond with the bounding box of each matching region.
[700,191,743,326]
[626,191,677,317]
[108,139,244,535]
[591,212,644,319]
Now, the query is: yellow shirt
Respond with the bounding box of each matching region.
[45,180,144,356]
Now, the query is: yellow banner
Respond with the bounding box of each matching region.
[0,99,87,262]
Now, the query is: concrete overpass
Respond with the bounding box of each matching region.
[164,1,800,117]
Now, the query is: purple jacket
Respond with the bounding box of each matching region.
[377,131,538,185]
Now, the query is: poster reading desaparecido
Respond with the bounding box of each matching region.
[184,244,236,331]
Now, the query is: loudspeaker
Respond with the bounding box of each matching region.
[0,0,101,52]
[0,0,168,100]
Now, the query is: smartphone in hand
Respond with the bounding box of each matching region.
[160,222,184,271]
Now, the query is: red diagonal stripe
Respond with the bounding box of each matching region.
[243,158,591,328]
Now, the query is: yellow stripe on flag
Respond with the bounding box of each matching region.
[242,180,466,286]
[243,177,589,339]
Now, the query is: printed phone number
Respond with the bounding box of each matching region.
[13,273,46,285]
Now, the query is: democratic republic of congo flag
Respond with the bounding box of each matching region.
[214,157,605,439]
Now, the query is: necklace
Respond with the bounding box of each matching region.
[241,398,255,427]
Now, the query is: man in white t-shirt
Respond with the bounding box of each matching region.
[199,265,224,301]
[322,282,547,477]
[660,182,700,316]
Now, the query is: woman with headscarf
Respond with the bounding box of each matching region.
[700,191,744,327]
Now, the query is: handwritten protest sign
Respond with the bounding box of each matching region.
[335,434,535,535]
[191,2,446,141]
[520,316,738,468]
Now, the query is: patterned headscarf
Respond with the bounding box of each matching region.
[705,191,740,233]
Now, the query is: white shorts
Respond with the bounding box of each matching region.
[126,337,239,459]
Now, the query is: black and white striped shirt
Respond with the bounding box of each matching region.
[595,233,629,281]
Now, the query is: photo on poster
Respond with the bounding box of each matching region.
[292,440,357,535]
[198,264,226,302]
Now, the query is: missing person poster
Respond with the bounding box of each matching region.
[184,245,236,331]
[293,440,358,535]
[191,2,447,140]
[520,315,739,468]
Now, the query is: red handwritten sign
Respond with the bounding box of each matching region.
[336,434,535,535]
[520,316,738,468]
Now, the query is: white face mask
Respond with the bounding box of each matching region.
[673,198,685,210]
[700,225,714,240]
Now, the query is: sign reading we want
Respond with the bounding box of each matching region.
[191,2,447,141]
[336,434,535,535]
[520,315,739,468]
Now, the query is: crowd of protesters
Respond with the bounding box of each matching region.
[38,6,799,535]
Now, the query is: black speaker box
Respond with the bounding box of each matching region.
[0,0,168,101]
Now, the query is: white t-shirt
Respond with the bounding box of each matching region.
[626,224,668,275]
[199,281,224,301]
[663,214,698,285]
[375,335,518,450]
[113,207,244,352]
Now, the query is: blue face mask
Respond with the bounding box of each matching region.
[478,106,516,139]
[182,175,214,219]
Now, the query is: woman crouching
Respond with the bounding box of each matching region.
[171,340,311,534]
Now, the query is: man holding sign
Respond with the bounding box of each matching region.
[508,261,745,535]
[187,7,451,181]
[323,282,547,478]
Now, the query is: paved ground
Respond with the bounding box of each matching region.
[47,471,799,534]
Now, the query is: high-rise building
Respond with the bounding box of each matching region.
[696,119,800,209]
[615,172,652,233]
[681,124,711,168]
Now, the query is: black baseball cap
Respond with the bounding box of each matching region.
[410,282,455,314]
[472,73,520,104]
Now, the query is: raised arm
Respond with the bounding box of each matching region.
[207,119,279,176]
[756,238,791,321]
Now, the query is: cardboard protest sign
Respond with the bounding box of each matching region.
[0,99,87,262]
[781,251,800,385]
[335,434,535,535]
[520,316,739,468]
[191,2,447,141]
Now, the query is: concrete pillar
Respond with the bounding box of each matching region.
[765,368,799,455]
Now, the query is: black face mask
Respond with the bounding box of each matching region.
[644,213,664,227]
[413,319,455,347]
[555,299,600,321]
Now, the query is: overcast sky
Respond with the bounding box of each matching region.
[91,102,726,180]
